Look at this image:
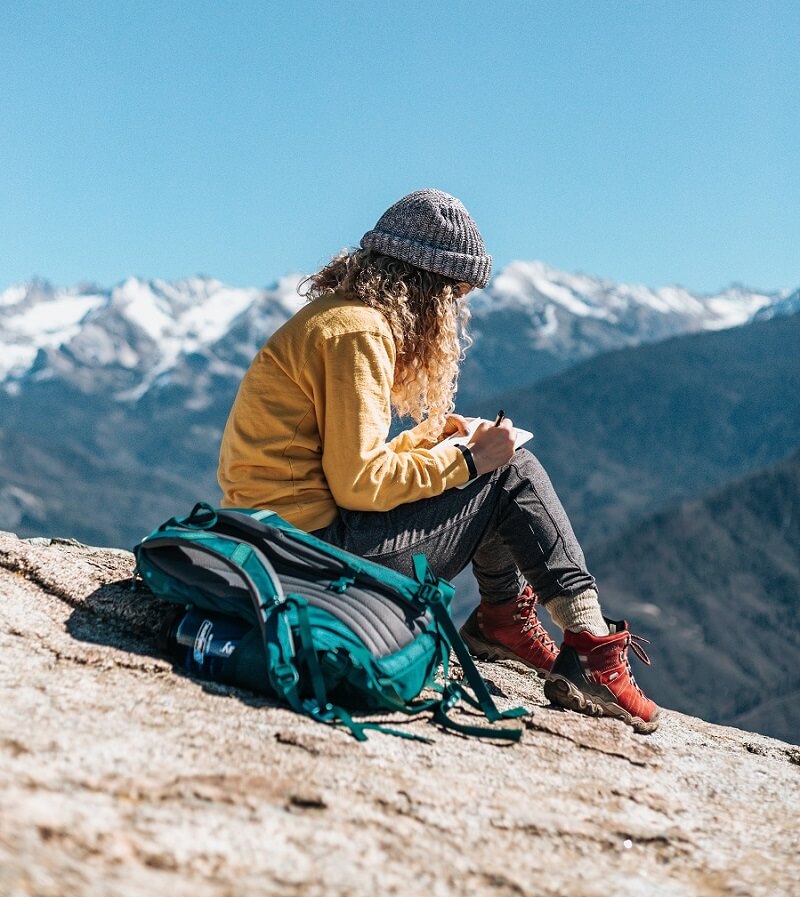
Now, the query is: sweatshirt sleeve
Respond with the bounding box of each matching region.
[387,420,438,453]
[311,330,470,512]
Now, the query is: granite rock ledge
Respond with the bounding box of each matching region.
[1,531,798,897]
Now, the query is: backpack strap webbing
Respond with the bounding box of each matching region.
[411,554,528,739]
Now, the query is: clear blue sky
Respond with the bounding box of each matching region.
[2,0,798,293]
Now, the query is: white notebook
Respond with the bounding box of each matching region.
[444,417,533,451]
[444,418,533,488]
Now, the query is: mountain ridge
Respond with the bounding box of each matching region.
[471,312,800,547]
[2,264,794,409]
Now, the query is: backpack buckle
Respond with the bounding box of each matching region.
[418,583,443,605]
[272,662,300,691]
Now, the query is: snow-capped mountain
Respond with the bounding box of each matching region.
[0,274,306,405]
[473,261,779,331]
[459,261,789,398]
[752,286,800,323]
[0,263,793,407]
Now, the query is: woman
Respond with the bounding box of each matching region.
[218,189,659,733]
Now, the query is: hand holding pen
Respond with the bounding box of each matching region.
[467,408,516,475]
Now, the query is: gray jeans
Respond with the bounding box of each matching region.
[312,448,595,605]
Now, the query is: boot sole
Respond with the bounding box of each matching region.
[544,674,660,734]
[459,623,553,679]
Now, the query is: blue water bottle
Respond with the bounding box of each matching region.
[163,608,252,683]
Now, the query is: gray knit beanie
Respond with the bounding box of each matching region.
[360,189,492,289]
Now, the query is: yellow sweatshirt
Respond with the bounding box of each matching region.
[217,294,470,531]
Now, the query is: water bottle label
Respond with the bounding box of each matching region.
[173,609,251,681]
[193,619,214,664]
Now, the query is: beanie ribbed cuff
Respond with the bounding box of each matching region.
[360,229,492,289]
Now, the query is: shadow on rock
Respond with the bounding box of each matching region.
[66,578,173,656]
[65,579,289,711]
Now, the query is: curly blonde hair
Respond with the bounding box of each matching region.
[303,249,472,439]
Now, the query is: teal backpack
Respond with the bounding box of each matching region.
[133,502,527,743]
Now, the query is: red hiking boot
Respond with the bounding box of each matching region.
[459,586,559,677]
[544,619,660,733]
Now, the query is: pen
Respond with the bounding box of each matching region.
[494,410,505,427]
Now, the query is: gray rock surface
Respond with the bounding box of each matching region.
[1,532,798,897]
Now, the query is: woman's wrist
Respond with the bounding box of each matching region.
[456,443,479,480]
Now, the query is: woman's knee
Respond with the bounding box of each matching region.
[508,447,546,480]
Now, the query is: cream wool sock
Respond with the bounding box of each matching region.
[545,588,610,636]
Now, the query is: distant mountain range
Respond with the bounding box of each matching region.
[0,274,306,405]
[2,264,795,408]
[1,265,798,544]
[460,262,795,403]
[2,263,797,545]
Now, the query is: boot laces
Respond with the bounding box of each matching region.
[622,633,651,696]
[628,633,651,665]
[517,589,558,653]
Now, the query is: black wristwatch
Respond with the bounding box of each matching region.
[456,443,479,480]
